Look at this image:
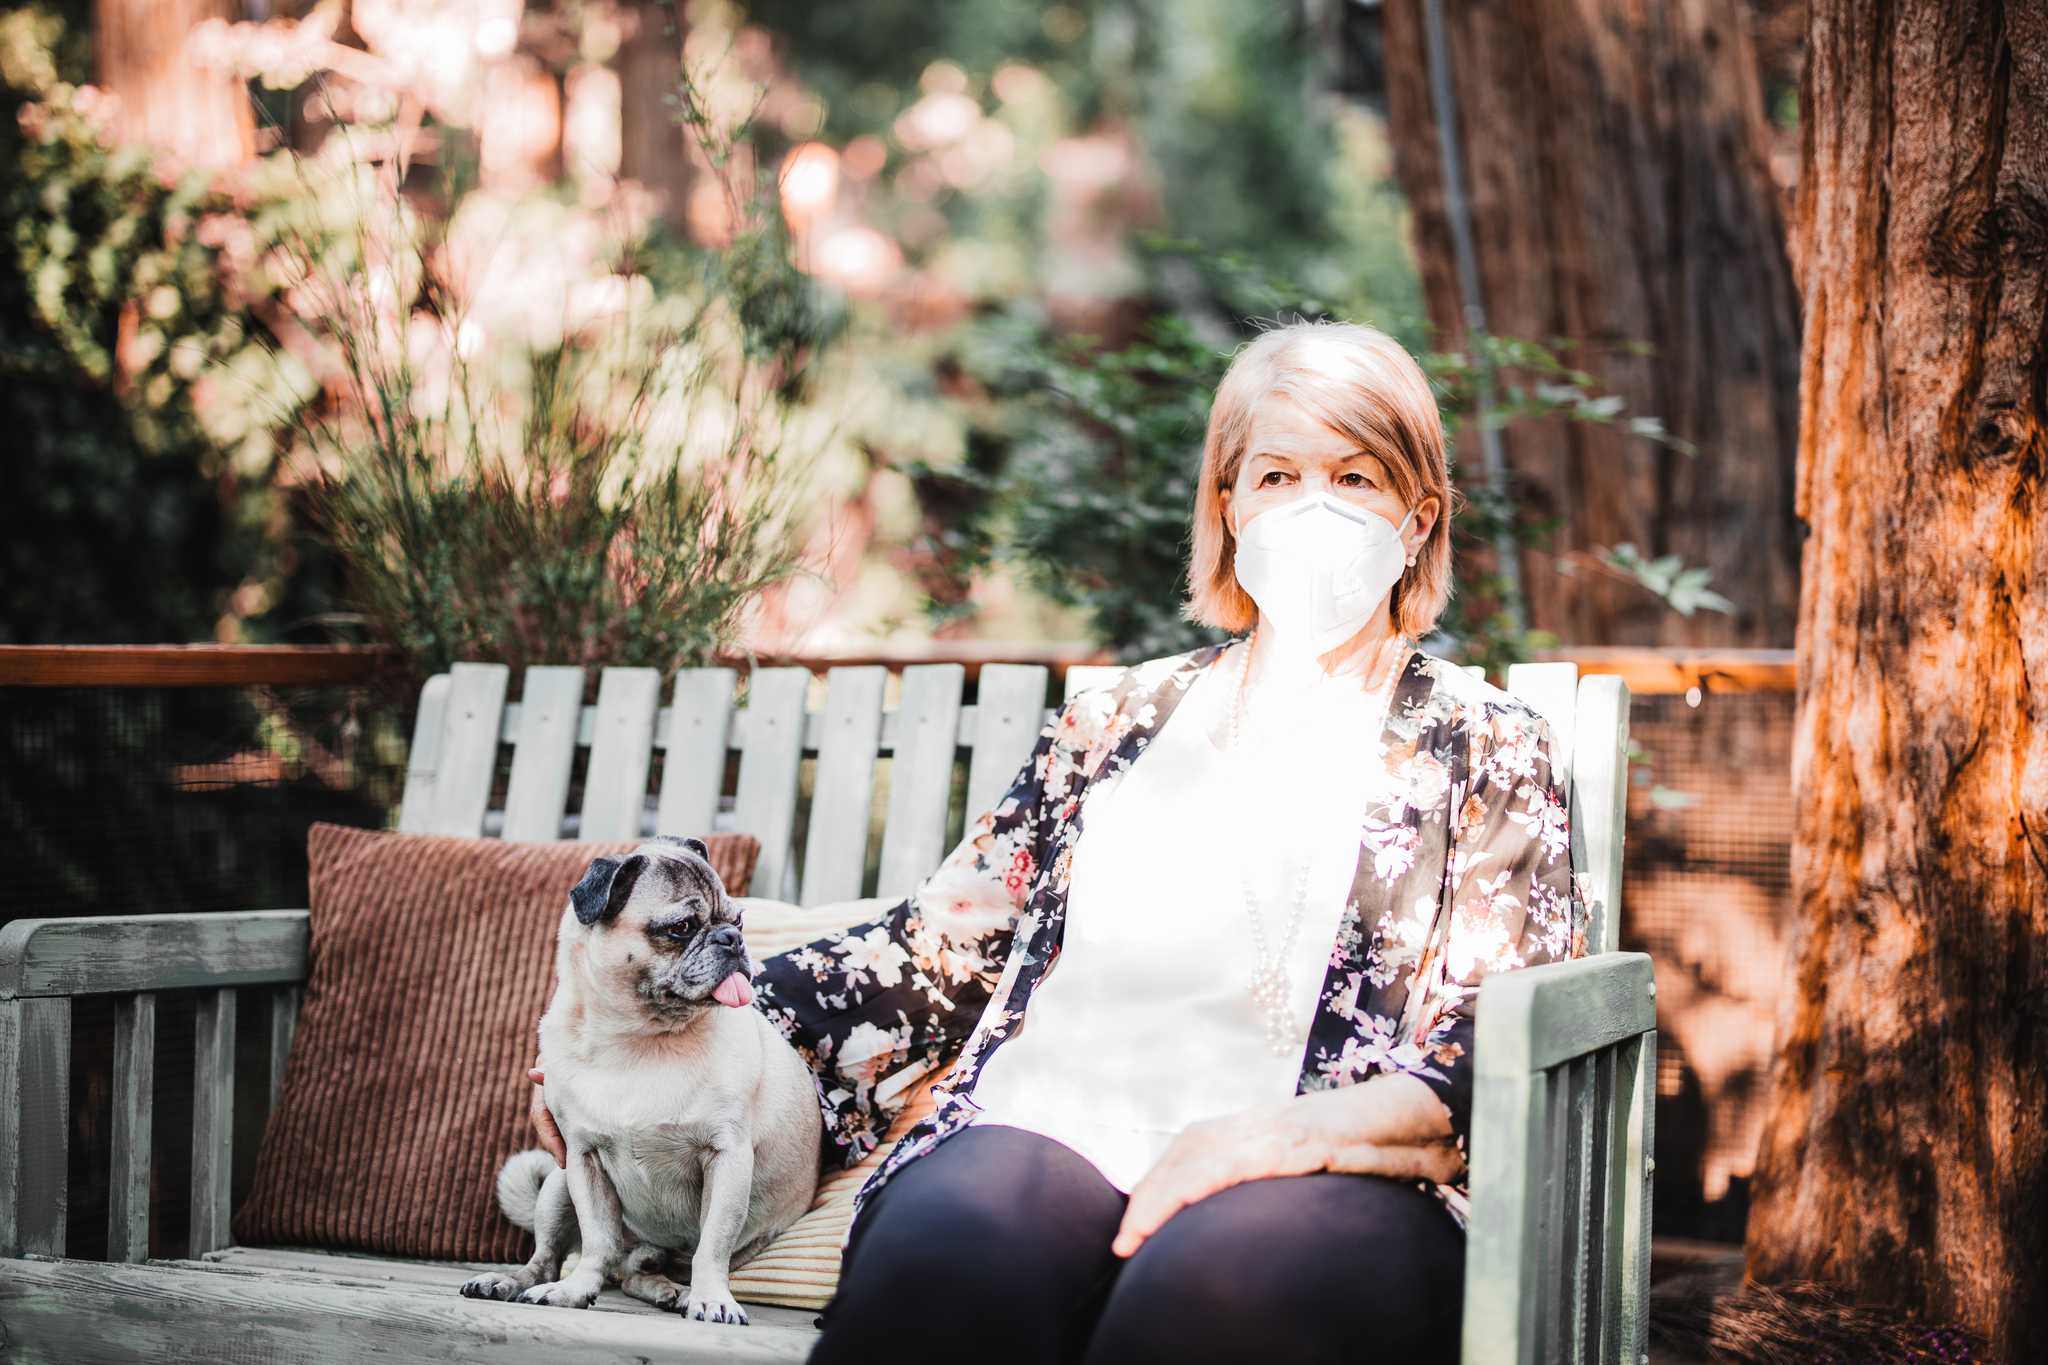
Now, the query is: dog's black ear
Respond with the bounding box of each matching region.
[569,854,645,926]
[649,834,711,861]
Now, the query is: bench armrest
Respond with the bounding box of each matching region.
[2,910,311,1260]
[1473,949,1656,1078]
[0,910,310,1000]
[1464,951,1658,1365]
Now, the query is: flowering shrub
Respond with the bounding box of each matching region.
[258,75,841,684]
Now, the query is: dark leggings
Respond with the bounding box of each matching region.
[807,1122,1466,1365]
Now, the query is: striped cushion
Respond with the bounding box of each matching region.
[232,823,761,1263]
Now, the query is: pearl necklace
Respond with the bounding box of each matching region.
[1228,627,1412,1056]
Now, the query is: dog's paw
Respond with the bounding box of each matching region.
[515,1279,597,1309]
[621,1271,686,1312]
[459,1272,527,1301]
[683,1288,749,1326]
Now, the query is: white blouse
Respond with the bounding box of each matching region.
[963,638,1395,1193]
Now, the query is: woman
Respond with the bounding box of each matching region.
[537,319,1585,1364]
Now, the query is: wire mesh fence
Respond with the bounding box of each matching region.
[3,680,416,1260]
[1620,686,1799,1244]
[2,684,415,925]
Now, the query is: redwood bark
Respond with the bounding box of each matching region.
[93,0,253,170]
[1745,2,2046,1357]
[1380,0,1802,647]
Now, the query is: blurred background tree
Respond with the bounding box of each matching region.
[1,0,1746,669]
[1362,0,1804,648]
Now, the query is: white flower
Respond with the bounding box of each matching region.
[838,1021,912,1086]
[1487,713,1548,784]
[1448,877,1520,978]
[914,861,1019,944]
[1372,892,1437,983]
[1327,969,1363,1019]
[837,926,910,988]
[1395,750,1452,814]
[902,915,993,987]
[1056,688,1117,753]
[1364,820,1419,880]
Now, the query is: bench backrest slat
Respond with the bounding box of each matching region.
[501,666,586,842]
[801,667,888,906]
[395,673,451,833]
[1503,660,1581,770]
[413,663,510,836]
[657,667,737,836]
[1568,675,1631,956]
[579,668,662,841]
[876,664,967,902]
[730,668,813,900]
[965,663,1056,821]
[1506,661,1630,955]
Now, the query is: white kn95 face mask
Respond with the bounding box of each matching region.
[1232,491,1418,658]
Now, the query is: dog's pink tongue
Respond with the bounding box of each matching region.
[713,970,754,1008]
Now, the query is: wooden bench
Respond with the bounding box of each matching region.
[0,655,1656,1364]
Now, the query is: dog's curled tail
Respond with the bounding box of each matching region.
[495,1149,558,1230]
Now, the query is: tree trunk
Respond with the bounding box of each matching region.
[1379,0,1802,647]
[616,2,696,232]
[93,0,253,171]
[1744,2,2046,1357]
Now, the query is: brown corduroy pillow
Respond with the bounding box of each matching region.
[232,822,761,1262]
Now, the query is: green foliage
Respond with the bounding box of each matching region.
[6,92,307,463]
[910,303,1222,656]
[1429,334,1699,458]
[0,12,308,643]
[1117,0,1425,333]
[916,239,1731,668]
[739,0,1423,334]
[734,0,1083,143]
[1580,543,1736,618]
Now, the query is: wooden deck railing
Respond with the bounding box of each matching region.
[0,643,1796,694]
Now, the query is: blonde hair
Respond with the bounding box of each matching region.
[1183,319,1462,640]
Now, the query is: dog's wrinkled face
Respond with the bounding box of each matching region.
[566,836,756,1023]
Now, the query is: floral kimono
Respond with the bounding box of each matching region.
[751,638,1586,1246]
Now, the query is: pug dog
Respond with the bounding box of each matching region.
[458,835,822,1325]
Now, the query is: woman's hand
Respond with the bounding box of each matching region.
[1109,1078,1466,1258]
[529,1066,566,1168]
[1111,1105,1319,1258]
